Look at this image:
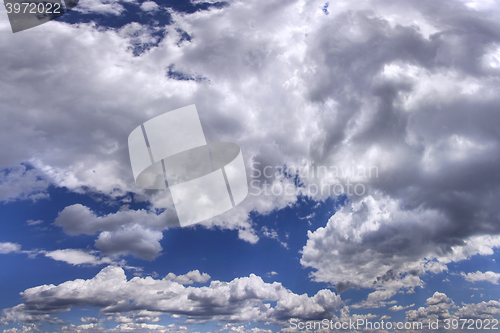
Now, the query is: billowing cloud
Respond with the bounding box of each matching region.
[1,266,342,326]
[455,300,500,319]
[54,204,174,260]
[462,271,500,285]
[301,194,500,306]
[54,204,171,236]
[405,292,454,324]
[405,292,500,324]
[95,225,164,260]
[1,0,500,327]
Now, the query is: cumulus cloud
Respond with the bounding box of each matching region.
[139,1,159,12]
[72,0,126,15]
[164,270,211,285]
[462,271,500,285]
[1,0,500,320]
[95,225,163,260]
[455,300,500,319]
[54,204,175,260]
[60,322,189,332]
[0,242,21,254]
[301,194,500,306]
[405,292,454,324]
[1,266,342,326]
[405,292,500,324]
[54,204,172,235]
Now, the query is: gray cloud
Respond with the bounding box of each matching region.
[301,194,500,305]
[94,225,163,260]
[0,165,49,203]
[0,0,500,318]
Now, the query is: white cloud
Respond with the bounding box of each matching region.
[164,270,210,285]
[54,204,175,260]
[1,0,499,217]
[26,219,43,226]
[388,303,415,312]
[1,0,500,323]
[462,271,500,285]
[139,1,159,12]
[1,266,342,326]
[73,0,126,15]
[261,226,288,249]
[405,292,454,324]
[0,242,21,254]
[455,300,500,319]
[44,249,113,266]
[405,292,500,323]
[95,225,164,260]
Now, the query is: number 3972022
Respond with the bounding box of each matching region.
[443,318,498,330]
[5,2,61,14]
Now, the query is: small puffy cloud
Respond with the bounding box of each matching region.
[462,271,500,285]
[388,303,414,312]
[95,225,163,260]
[54,204,175,260]
[26,219,43,226]
[139,1,159,12]
[73,0,125,15]
[164,270,211,285]
[44,249,112,266]
[0,242,21,254]
[426,292,451,306]
[261,227,288,249]
[405,292,454,324]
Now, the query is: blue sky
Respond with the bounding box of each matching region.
[1,0,500,332]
